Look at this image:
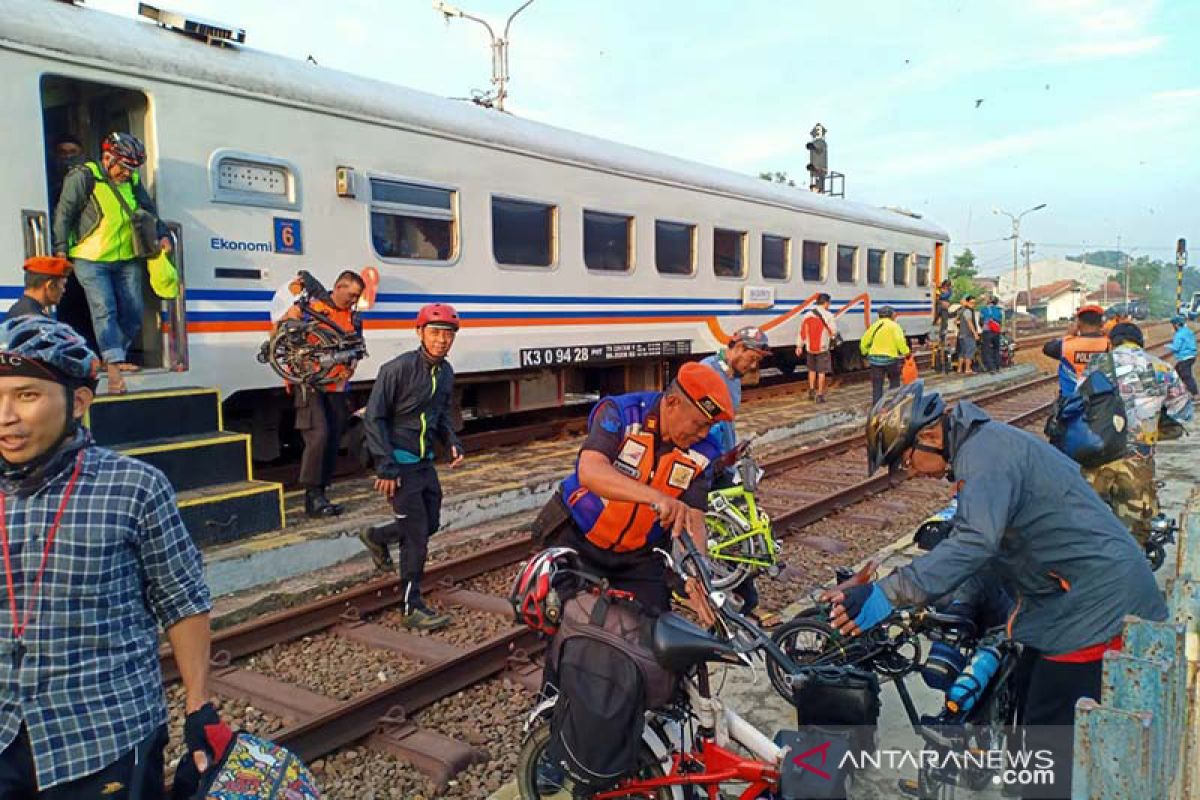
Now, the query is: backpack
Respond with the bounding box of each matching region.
[187,732,320,799]
[1046,359,1128,468]
[545,590,676,794]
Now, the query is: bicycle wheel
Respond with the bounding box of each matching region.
[705,512,762,590]
[515,721,671,799]
[766,616,857,702]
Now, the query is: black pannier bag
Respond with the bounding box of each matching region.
[1045,358,1128,468]
[545,590,676,795]
[776,727,854,800]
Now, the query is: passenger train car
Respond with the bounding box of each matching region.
[1,1,947,457]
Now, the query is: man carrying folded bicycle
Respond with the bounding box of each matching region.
[825,380,1167,798]
[531,361,733,617]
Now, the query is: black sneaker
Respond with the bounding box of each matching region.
[358,526,393,571]
[403,603,452,631]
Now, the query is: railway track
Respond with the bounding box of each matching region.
[164,351,1136,795]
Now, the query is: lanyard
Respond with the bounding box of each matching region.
[0,451,84,640]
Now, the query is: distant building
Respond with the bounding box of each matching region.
[975,276,999,295]
[995,257,1116,302]
[1084,281,1139,307]
[1015,279,1086,321]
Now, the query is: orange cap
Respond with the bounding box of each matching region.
[22,256,72,277]
[1077,304,1104,317]
[675,362,734,423]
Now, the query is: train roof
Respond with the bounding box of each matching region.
[2,1,949,241]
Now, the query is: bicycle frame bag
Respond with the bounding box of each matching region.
[793,666,880,752]
[776,727,853,800]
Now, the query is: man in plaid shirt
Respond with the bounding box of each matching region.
[0,317,217,798]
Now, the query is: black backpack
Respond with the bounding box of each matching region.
[1045,356,1128,468]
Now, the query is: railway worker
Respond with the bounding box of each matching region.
[978,295,1004,373]
[279,270,365,518]
[4,258,71,322]
[1041,304,1110,396]
[796,294,838,403]
[360,303,464,631]
[534,362,734,616]
[52,132,172,395]
[955,295,980,374]
[1080,323,1192,546]
[860,305,910,406]
[0,317,218,798]
[826,380,1167,798]
[1166,315,1198,397]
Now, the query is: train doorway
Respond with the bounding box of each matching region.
[40,75,167,370]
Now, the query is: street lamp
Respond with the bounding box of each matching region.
[434,0,536,112]
[993,203,1047,339]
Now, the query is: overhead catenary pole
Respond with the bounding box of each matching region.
[1178,238,1189,315]
[994,203,1047,341]
[434,0,536,112]
[1022,241,1035,317]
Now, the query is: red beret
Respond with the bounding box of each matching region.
[675,362,734,423]
[1077,304,1104,317]
[23,256,72,277]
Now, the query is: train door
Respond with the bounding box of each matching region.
[40,74,184,371]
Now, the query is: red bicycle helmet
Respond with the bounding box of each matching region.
[415,302,460,330]
[101,132,146,168]
[509,547,584,635]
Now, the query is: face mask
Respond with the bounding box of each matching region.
[55,153,83,175]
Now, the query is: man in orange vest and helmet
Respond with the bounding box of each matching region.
[1042,304,1111,396]
[544,362,735,615]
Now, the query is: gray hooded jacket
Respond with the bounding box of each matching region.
[879,401,1167,655]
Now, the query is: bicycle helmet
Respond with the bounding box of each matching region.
[415,303,460,331]
[1171,315,1186,326]
[101,132,146,168]
[509,547,583,636]
[1109,322,1144,348]
[0,317,100,389]
[877,305,896,318]
[728,326,770,353]
[865,380,946,475]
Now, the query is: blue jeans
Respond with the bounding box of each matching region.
[72,258,145,363]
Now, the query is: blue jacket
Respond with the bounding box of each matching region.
[1168,326,1197,361]
[978,305,1003,326]
[701,353,740,455]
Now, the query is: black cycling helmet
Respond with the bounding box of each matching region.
[1109,322,1144,348]
[865,380,946,475]
[101,132,146,168]
[877,305,896,319]
[0,317,100,390]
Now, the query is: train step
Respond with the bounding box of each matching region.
[177,480,285,547]
[84,386,286,545]
[85,386,221,448]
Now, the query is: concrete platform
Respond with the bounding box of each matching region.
[203,365,1038,616]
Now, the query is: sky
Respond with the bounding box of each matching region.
[88,0,1200,277]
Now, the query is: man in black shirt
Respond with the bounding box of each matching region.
[5,257,71,321]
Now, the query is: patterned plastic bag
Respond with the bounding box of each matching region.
[200,732,321,799]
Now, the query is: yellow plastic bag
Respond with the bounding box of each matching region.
[148,251,179,299]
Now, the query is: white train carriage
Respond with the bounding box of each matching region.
[1,1,947,457]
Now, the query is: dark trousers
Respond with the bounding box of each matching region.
[567,524,673,615]
[1017,653,1103,799]
[869,360,902,406]
[295,388,349,488]
[0,724,166,800]
[981,330,1001,372]
[1177,357,1198,395]
[372,461,443,584]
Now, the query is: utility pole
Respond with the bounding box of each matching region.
[994,204,1047,341]
[1022,241,1035,317]
[1119,234,1129,308]
[434,0,536,112]
[1178,238,1189,315]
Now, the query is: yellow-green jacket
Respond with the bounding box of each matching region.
[860,317,911,363]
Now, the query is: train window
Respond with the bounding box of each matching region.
[893,252,910,286]
[915,255,931,287]
[867,249,885,285]
[584,211,633,272]
[210,150,301,210]
[493,197,556,267]
[655,220,695,275]
[370,178,456,262]
[713,228,746,278]
[837,245,858,284]
[762,234,790,280]
[802,241,826,282]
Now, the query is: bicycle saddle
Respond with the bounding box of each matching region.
[923,611,977,639]
[651,612,740,672]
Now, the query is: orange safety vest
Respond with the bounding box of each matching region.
[299,298,359,392]
[1057,334,1111,394]
[560,393,719,553]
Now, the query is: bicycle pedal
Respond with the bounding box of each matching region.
[896,778,923,797]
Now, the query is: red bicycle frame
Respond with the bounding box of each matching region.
[595,735,780,800]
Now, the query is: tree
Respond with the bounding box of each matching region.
[948,248,984,301]
[758,171,796,187]
[1067,250,1124,269]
